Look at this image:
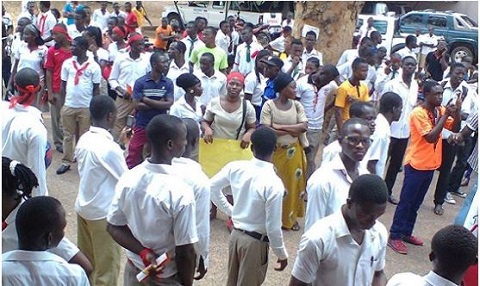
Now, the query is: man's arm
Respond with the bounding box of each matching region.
[92,83,100,96]
[210,164,234,216]
[175,244,196,286]
[335,106,344,131]
[289,276,310,286]
[141,96,174,110]
[372,270,387,286]
[106,224,144,254]
[265,184,288,269]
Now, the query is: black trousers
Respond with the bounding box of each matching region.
[446,136,474,193]
[433,139,457,205]
[384,137,409,196]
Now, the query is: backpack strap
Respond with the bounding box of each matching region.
[236,99,247,140]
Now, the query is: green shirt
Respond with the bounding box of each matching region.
[189,46,228,71]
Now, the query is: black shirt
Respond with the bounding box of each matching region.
[426,52,445,81]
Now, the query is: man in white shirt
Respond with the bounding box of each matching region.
[215,20,231,55]
[2,197,89,286]
[56,35,101,175]
[417,26,439,73]
[290,174,388,286]
[112,2,127,19]
[211,127,288,286]
[305,118,371,231]
[92,1,110,31]
[107,114,198,286]
[172,118,210,278]
[233,26,263,76]
[194,52,227,109]
[283,38,304,80]
[267,26,292,54]
[296,64,339,178]
[360,92,403,177]
[397,35,418,60]
[2,68,48,196]
[382,55,418,205]
[302,31,323,66]
[67,9,87,40]
[109,33,151,141]
[359,17,377,38]
[18,1,37,24]
[374,53,402,100]
[282,12,294,28]
[181,21,205,64]
[37,1,56,46]
[75,96,126,286]
[387,225,477,286]
[167,41,190,101]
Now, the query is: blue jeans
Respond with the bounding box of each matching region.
[454,178,478,226]
[390,164,434,239]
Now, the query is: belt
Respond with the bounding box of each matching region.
[234,228,269,242]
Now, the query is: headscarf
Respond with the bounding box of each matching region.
[127,33,144,45]
[176,73,201,91]
[52,24,72,42]
[273,72,294,93]
[112,26,126,39]
[227,72,245,85]
[9,71,41,108]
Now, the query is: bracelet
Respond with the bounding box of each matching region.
[139,248,155,267]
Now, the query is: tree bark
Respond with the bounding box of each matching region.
[293,1,364,65]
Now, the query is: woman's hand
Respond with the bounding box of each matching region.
[240,132,251,149]
[203,126,214,144]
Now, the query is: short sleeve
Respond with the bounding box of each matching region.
[291,233,323,284]
[295,101,308,123]
[107,184,128,226]
[410,108,434,136]
[203,99,215,122]
[190,48,199,64]
[91,63,102,84]
[260,100,273,125]
[335,86,348,108]
[166,79,174,100]
[61,60,69,82]
[133,77,144,101]
[245,100,256,125]
[219,53,228,70]
[49,237,80,261]
[244,74,256,95]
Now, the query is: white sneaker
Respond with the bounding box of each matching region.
[444,192,456,205]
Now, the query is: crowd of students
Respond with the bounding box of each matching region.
[1,1,479,286]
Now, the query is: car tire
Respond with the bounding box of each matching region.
[450,45,473,63]
[168,13,183,29]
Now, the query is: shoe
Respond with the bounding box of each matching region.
[388,195,399,205]
[403,235,424,246]
[388,238,408,254]
[398,166,403,172]
[444,192,456,205]
[56,164,71,175]
[55,145,63,153]
[461,177,470,187]
[451,190,467,198]
[433,204,444,216]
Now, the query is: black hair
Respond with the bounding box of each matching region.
[76,9,87,19]
[125,2,132,6]
[204,26,217,36]
[322,64,340,79]
[90,96,116,121]
[401,55,417,64]
[351,57,368,71]
[2,157,38,200]
[24,24,44,46]
[219,20,228,28]
[251,126,277,158]
[201,52,215,64]
[255,49,271,83]
[431,225,477,273]
[405,35,416,45]
[349,101,374,118]
[82,5,91,12]
[182,118,200,146]
[109,16,119,25]
[291,38,303,47]
[370,30,381,39]
[340,118,369,137]
[242,25,253,33]
[174,40,186,55]
[150,51,167,67]
[283,26,292,33]
[349,174,388,204]
[450,62,466,72]
[51,8,61,19]
[39,1,51,9]
[15,67,40,89]
[423,80,441,94]
[146,114,185,150]
[244,22,254,30]
[16,196,64,248]
[360,36,373,46]
[86,26,102,47]
[379,92,402,114]
[305,30,317,39]
[73,36,89,50]
[306,57,320,68]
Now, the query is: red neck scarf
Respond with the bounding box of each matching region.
[9,83,41,108]
[73,61,90,85]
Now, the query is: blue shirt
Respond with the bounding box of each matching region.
[263,79,276,100]
[63,3,83,25]
[133,72,174,128]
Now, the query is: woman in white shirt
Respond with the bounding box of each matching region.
[107,25,128,63]
[170,73,203,123]
[244,49,270,121]
[7,24,47,110]
[84,26,109,97]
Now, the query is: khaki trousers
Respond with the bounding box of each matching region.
[113,97,134,141]
[123,261,182,286]
[77,216,121,286]
[306,129,323,179]
[61,106,90,163]
[50,93,64,148]
[227,230,269,286]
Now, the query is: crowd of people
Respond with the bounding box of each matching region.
[1,1,479,286]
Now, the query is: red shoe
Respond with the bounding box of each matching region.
[388,238,408,254]
[226,218,234,233]
[403,235,424,246]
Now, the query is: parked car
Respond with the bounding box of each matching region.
[393,10,478,62]
[356,14,396,55]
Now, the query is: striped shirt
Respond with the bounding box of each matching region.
[467,111,478,173]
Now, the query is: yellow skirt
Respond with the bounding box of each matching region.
[273,140,307,229]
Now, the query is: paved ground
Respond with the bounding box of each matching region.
[43,114,475,285]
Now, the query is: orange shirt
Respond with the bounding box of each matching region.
[404,106,454,170]
[154,25,173,49]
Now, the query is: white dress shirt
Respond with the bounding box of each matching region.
[3,250,89,286]
[374,66,403,100]
[417,34,439,55]
[193,70,227,106]
[297,76,337,130]
[107,160,198,278]
[2,102,48,196]
[108,52,151,96]
[358,25,377,38]
[210,158,288,260]
[61,56,102,108]
[397,47,417,59]
[181,36,205,63]
[244,71,266,107]
[92,9,110,30]
[360,113,391,177]
[166,61,190,101]
[383,77,418,139]
[321,140,341,165]
[305,153,368,231]
[292,211,387,286]
[107,42,128,62]
[3,199,80,262]
[67,25,85,40]
[233,41,263,76]
[169,96,203,124]
[302,48,323,66]
[387,271,458,286]
[282,19,294,28]
[337,49,358,67]
[172,157,211,267]
[269,35,285,53]
[75,126,128,220]
[36,10,57,46]
[282,56,304,80]
[215,29,231,55]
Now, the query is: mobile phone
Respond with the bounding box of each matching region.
[126,115,135,128]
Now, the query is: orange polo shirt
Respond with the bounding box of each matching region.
[404,106,454,171]
[154,25,173,49]
[335,80,369,122]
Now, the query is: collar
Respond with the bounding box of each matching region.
[443,79,467,91]
[169,61,189,71]
[303,48,317,55]
[199,71,219,79]
[3,250,66,263]
[141,159,174,175]
[334,211,352,238]
[172,157,202,171]
[424,271,459,286]
[89,126,114,141]
[251,157,275,169]
[330,152,363,183]
[145,72,166,82]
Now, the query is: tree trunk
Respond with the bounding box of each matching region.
[293,1,364,64]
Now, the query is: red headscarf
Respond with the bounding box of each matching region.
[52,25,72,42]
[127,33,144,45]
[227,72,245,85]
[112,26,126,39]
[9,82,41,108]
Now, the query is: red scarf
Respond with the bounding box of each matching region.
[73,61,90,85]
[9,83,41,108]
[2,221,7,231]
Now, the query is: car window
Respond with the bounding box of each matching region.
[212,1,225,9]
[401,14,423,27]
[188,1,208,8]
[373,20,388,34]
[230,1,253,12]
[461,15,478,27]
[427,15,447,28]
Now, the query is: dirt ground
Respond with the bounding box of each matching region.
[3,1,477,285]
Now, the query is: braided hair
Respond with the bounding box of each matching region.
[2,157,38,200]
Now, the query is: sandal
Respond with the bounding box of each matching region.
[291,221,301,231]
[434,204,444,216]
